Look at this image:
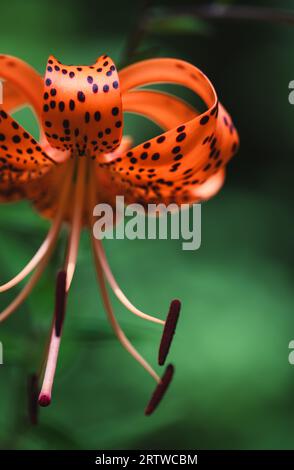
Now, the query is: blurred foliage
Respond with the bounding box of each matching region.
[0,0,294,451]
[145,11,211,36]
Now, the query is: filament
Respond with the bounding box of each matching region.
[0,165,74,323]
[88,168,160,383]
[95,240,165,325]
[0,242,55,323]
[90,153,164,325]
[0,163,72,293]
[92,238,160,384]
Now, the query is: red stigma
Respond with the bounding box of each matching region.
[38,394,51,407]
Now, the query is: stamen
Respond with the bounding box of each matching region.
[0,163,72,293]
[89,167,161,386]
[158,299,181,365]
[92,241,161,383]
[39,159,86,406]
[89,136,163,326]
[28,374,39,425]
[96,240,165,325]
[145,364,174,416]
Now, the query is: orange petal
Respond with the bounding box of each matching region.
[0,54,43,118]
[103,58,239,204]
[0,55,57,202]
[193,168,225,201]
[41,55,123,157]
[123,89,197,129]
[0,108,56,201]
[3,82,25,114]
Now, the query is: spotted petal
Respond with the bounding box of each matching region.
[0,108,56,201]
[104,58,239,205]
[0,55,55,201]
[42,55,123,158]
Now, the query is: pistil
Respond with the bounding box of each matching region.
[38,157,86,406]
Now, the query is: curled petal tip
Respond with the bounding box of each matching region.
[145,364,174,416]
[158,299,181,366]
[38,393,51,407]
[28,374,39,425]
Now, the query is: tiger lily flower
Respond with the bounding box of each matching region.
[0,54,239,420]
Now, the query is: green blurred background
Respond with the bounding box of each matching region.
[0,0,294,450]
